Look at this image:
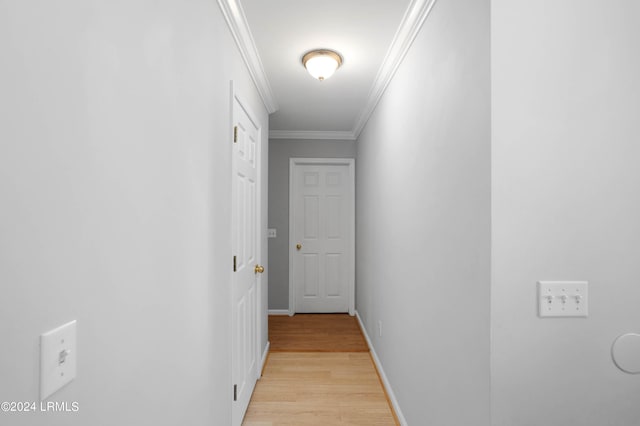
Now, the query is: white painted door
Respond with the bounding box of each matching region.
[231,95,261,426]
[290,159,355,314]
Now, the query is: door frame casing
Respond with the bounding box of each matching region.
[288,158,355,316]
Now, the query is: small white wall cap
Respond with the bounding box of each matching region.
[612,333,640,374]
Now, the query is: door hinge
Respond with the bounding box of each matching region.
[233,126,238,143]
[233,255,237,272]
[233,384,237,401]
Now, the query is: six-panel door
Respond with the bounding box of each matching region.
[292,163,352,313]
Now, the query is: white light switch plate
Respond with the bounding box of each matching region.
[538,281,588,317]
[40,320,77,400]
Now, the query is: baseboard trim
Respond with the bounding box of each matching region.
[355,311,408,426]
[268,309,290,315]
[259,341,270,379]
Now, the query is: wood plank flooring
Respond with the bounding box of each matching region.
[242,314,397,426]
[269,314,368,352]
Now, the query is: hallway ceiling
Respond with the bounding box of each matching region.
[237,0,414,140]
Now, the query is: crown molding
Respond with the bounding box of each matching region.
[218,0,436,139]
[352,0,437,138]
[269,130,357,141]
[217,0,278,113]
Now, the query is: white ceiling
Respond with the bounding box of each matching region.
[218,0,436,139]
[240,0,410,137]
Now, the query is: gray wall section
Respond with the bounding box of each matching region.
[268,139,356,310]
[355,0,491,424]
[491,1,640,425]
[0,2,268,425]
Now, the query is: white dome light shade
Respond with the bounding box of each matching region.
[302,50,343,81]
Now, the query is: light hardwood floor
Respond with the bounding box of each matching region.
[268,314,368,352]
[242,315,398,426]
[243,353,397,426]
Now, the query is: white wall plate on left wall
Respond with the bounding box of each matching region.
[40,320,77,400]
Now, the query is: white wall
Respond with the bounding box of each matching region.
[491,1,640,425]
[267,139,356,310]
[0,1,268,425]
[355,0,491,424]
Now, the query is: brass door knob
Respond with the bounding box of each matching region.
[254,265,265,274]
[296,243,302,250]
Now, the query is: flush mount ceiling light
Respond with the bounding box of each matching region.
[302,49,343,81]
